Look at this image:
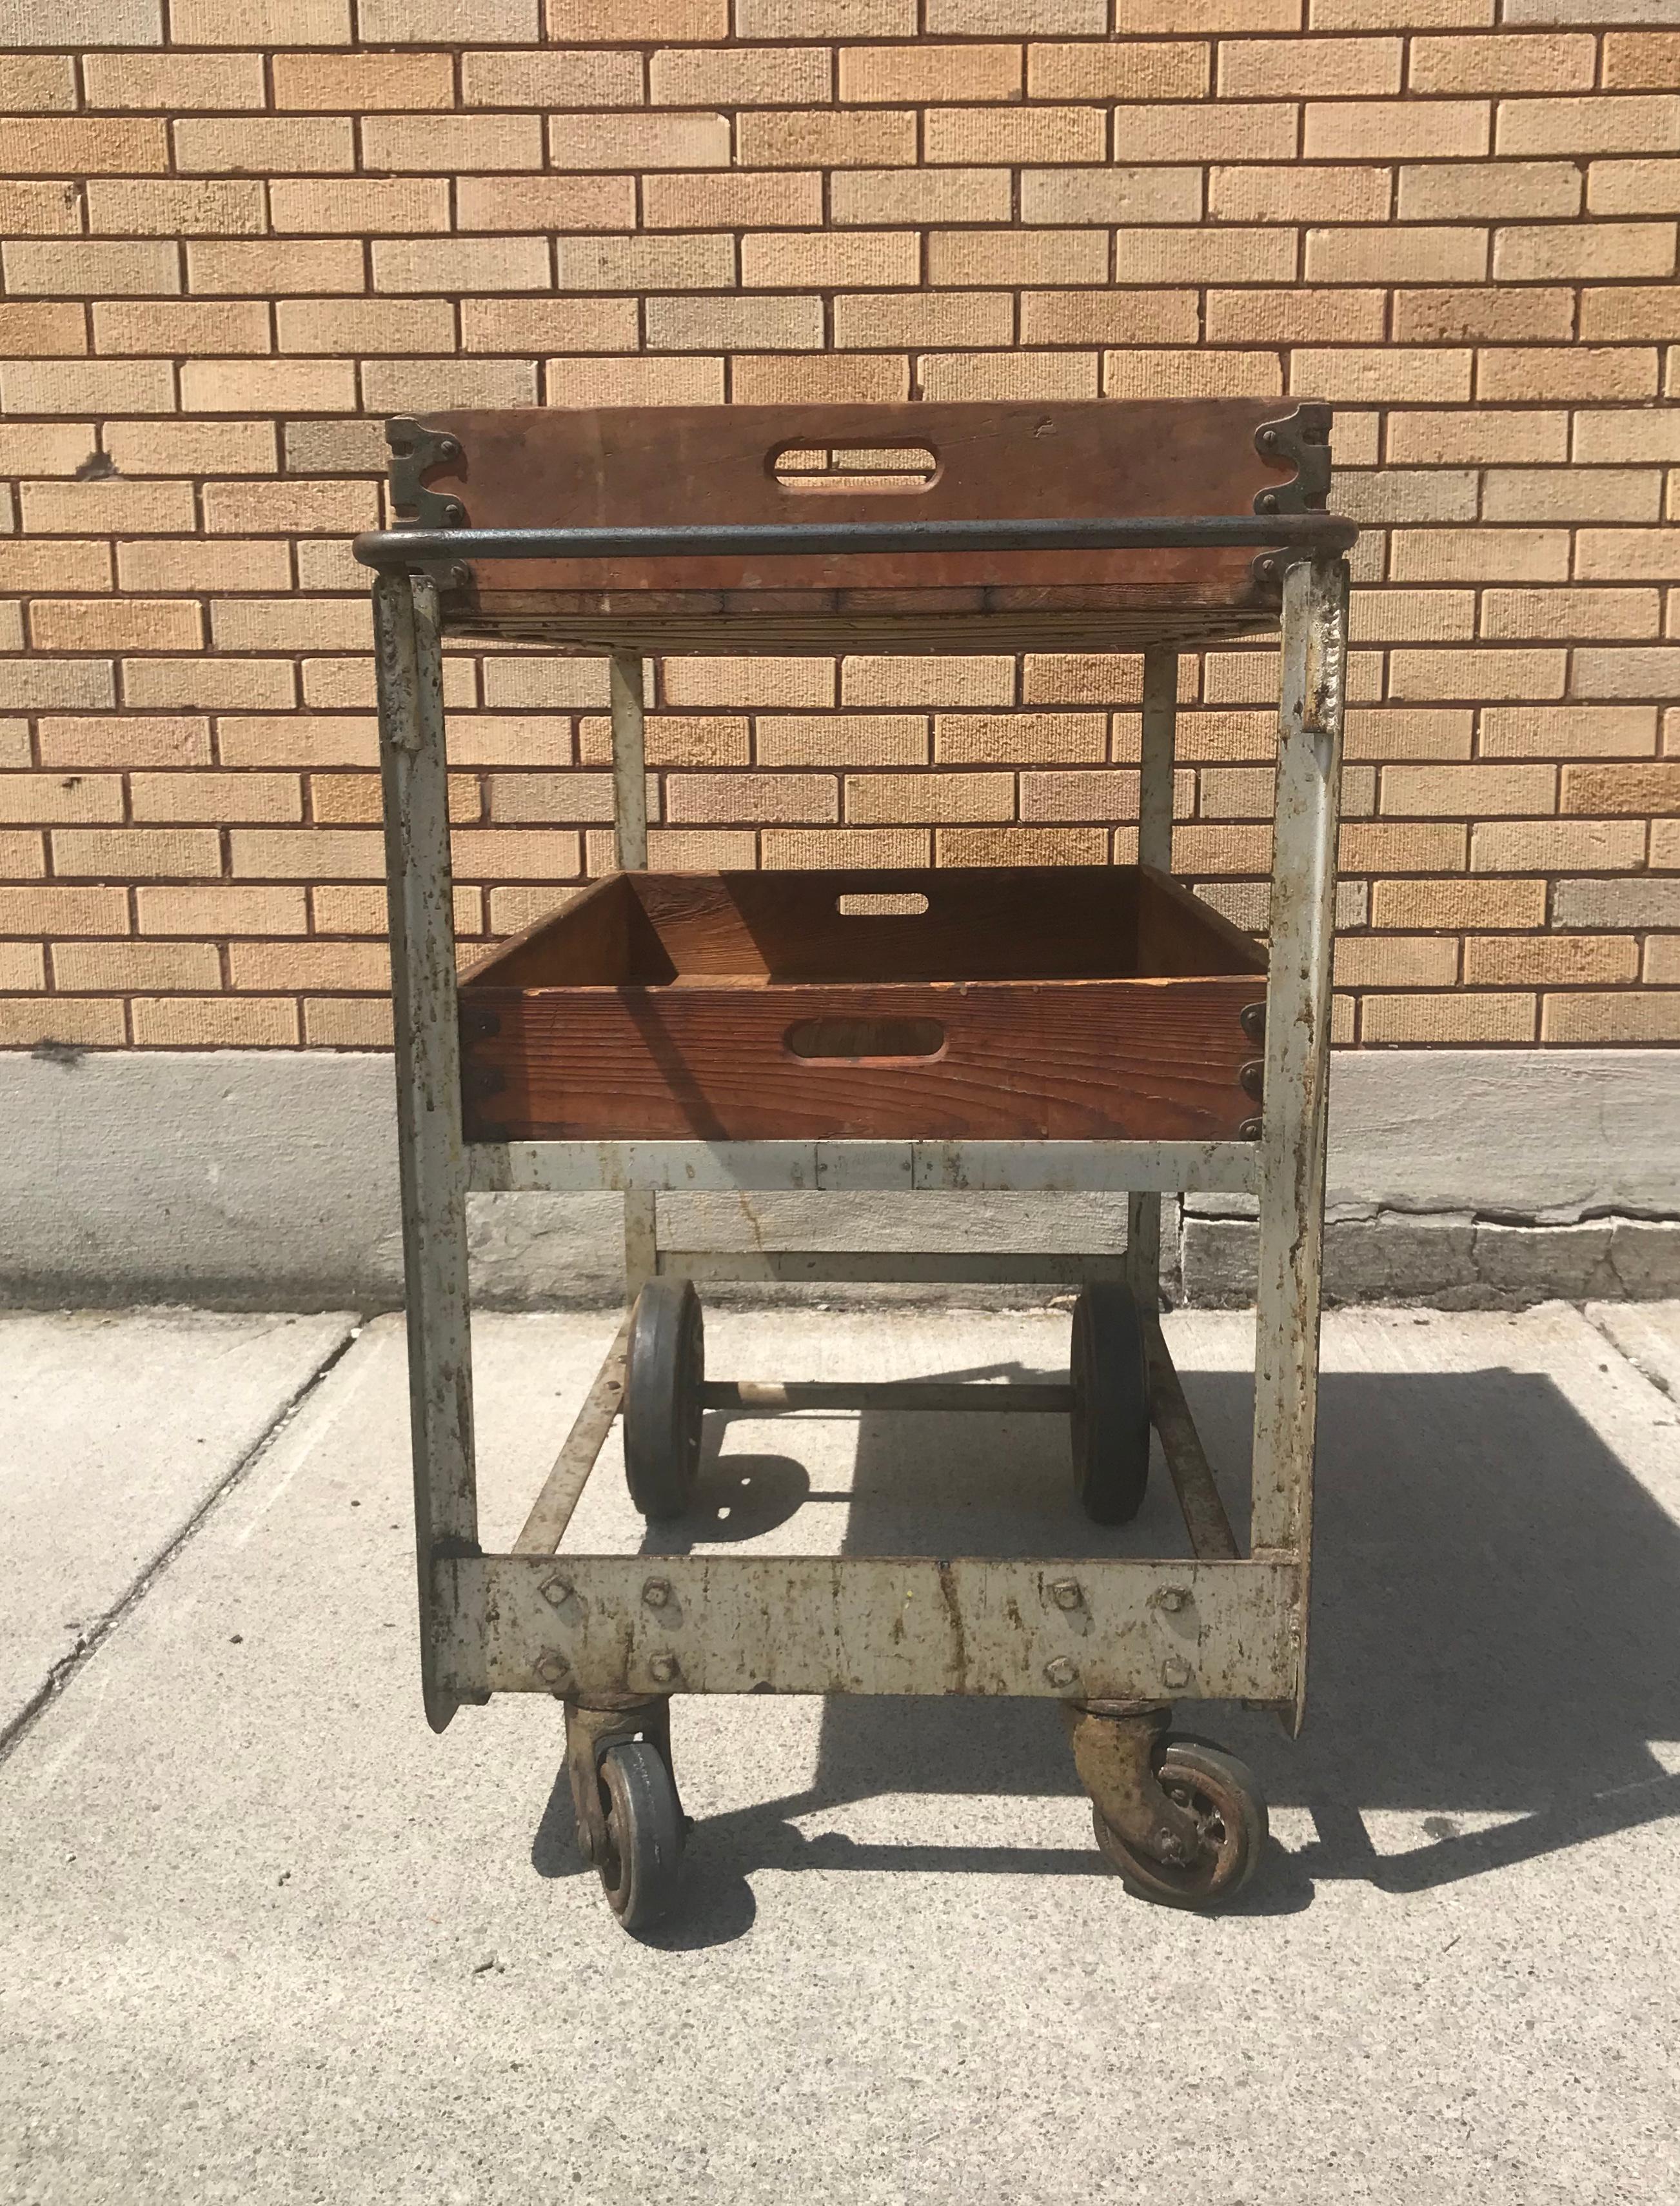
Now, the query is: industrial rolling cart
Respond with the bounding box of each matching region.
[355,398,1355,1932]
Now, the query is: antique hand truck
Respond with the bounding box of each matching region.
[355,399,1354,1932]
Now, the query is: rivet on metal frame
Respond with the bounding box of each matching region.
[1155,1587,1191,1614]
[1043,1657,1079,1689]
[649,1653,680,1686]
[1240,1002,1266,1042]
[1239,1115,1263,1142]
[534,1651,570,1688]
[1161,1656,1192,1690]
[538,1574,574,1609]
[1239,1059,1265,1100]
[642,1578,673,1609]
[1049,1578,1083,1611]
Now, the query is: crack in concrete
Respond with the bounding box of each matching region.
[0,1324,362,1773]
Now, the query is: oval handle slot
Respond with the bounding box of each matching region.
[836,891,929,917]
[785,1017,945,1064]
[772,444,938,495]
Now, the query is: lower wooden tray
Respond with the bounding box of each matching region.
[457,867,1267,1144]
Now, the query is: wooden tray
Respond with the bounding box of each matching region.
[457,867,1267,1144]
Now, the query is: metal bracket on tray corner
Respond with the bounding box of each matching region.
[385,416,471,595]
[1249,403,1333,597]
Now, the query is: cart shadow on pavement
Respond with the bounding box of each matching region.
[532,1358,1680,1936]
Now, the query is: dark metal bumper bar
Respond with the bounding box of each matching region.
[353,512,1357,571]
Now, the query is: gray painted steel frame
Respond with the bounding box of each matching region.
[373,547,1349,1737]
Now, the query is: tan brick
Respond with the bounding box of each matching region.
[1496,221,1675,282]
[731,0,911,28]
[1021,168,1203,224]
[640,827,756,870]
[1472,817,1646,871]
[0,541,109,594]
[274,49,454,108]
[0,999,126,1048]
[1386,408,1566,464]
[1485,468,1661,523]
[94,301,270,356]
[0,423,97,477]
[267,181,450,239]
[84,180,264,239]
[740,111,917,170]
[663,658,834,709]
[449,828,584,879]
[190,241,366,293]
[551,0,729,31]
[1573,644,1680,699]
[203,481,378,535]
[833,292,1013,349]
[0,54,77,110]
[1019,768,1140,820]
[840,45,1020,103]
[0,181,80,237]
[52,940,221,993]
[1173,708,1274,761]
[1114,226,1294,283]
[1309,98,1488,157]
[1576,530,1680,581]
[1580,286,1680,343]
[208,600,369,655]
[651,45,829,104]
[1208,288,1385,344]
[1646,937,1680,984]
[217,717,378,771]
[1027,40,1206,101]
[1334,934,1460,988]
[832,166,1015,227]
[21,479,194,536]
[364,359,539,411]
[1497,95,1680,159]
[930,352,1102,401]
[743,232,920,289]
[1397,158,1579,220]
[277,299,453,354]
[362,113,542,172]
[1588,159,1680,219]
[938,825,1107,866]
[36,717,205,770]
[1372,876,1547,929]
[460,175,635,232]
[177,359,354,415]
[5,240,177,297]
[643,171,822,228]
[1210,164,1392,223]
[0,775,123,826]
[552,110,729,170]
[755,715,925,768]
[1390,648,1565,701]
[1363,992,1535,1044]
[1023,290,1201,345]
[123,659,295,711]
[1482,705,1657,759]
[362,0,537,34]
[844,771,1011,824]
[1113,102,1297,163]
[1391,527,1568,582]
[175,117,353,174]
[225,828,380,880]
[29,600,203,655]
[0,944,44,992]
[1221,35,1400,97]
[555,234,734,291]
[1116,0,1293,23]
[1350,586,1477,641]
[762,828,929,869]
[310,884,397,933]
[1603,32,1680,92]
[746,355,915,402]
[0,884,129,937]
[1105,350,1281,399]
[135,885,306,936]
[1339,821,1467,871]
[228,940,391,993]
[484,771,611,825]
[839,657,1012,710]
[171,0,348,39]
[1292,347,1473,403]
[925,0,1102,26]
[927,229,1107,287]
[1410,33,1594,94]
[0,661,115,713]
[1541,991,1680,1044]
[543,355,725,407]
[1483,587,1659,641]
[304,998,394,1046]
[1562,761,1680,814]
[130,996,299,1047]
[582,713,747,767]
[1465,934,1637,987]
[1394,286,1574,344]
[0,117,167,174]
[646,295,822,350]
[1306,226,1485,284]
[460,297,636,353]
[52,827,220,879]
[372,236,549,295]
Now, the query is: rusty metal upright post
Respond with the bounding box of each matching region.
[374,569,479,1733]
[608,644,657,1295]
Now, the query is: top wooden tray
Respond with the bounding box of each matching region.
[386,399,1334,654]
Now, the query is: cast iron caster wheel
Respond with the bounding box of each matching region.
[596,1740,686,1934]
[1069,1281,1151,1524]
[623,1278,705,1519]
[1094,1736,1267,1910]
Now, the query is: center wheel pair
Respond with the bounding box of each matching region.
[1069,1282,1152,1524]
[623,1278,706,1520]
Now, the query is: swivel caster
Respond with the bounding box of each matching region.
[1065,1704,1267,1911]
[623,1278,705,1520]
[566,1701,687,1936]
[1069,1281,1151,1524]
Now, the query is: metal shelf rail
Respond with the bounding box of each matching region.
[355,400,1354,1929]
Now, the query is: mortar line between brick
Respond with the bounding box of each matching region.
[0,1320,364,1773]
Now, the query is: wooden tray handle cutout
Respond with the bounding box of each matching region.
[785,1017,946,1064]
[771,444,939,496]
[836,891,929,917]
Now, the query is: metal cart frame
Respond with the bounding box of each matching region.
[358,453,1353,1917]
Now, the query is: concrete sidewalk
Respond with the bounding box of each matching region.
[2,1300,1678,2204]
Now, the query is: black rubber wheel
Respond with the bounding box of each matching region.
[597,1740,686,1933]
[622,1278,705,1520]
[1094,1736,1267,1909]
[1069,1281,1151,1524]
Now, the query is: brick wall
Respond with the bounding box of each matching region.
[1,0,1676,1054]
